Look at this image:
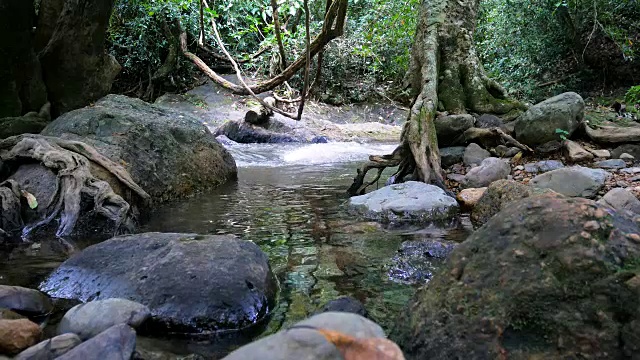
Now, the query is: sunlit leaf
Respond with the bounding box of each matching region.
[21,190,38,209]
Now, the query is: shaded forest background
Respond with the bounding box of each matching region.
[104,0,639,105]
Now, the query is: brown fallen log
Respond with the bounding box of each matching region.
[245,97,276,125]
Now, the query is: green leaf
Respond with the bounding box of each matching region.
[21,190,38,209]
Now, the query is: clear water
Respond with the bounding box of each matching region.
[0,141,472,357]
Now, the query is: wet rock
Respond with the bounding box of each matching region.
[620,153,635,160]
[56,324,136,360]
[598,188,640,214]
[529,166,610,198]
[456,188,487,210]
[434,114,474,146]
[0,286,52,317]
[214,118,312,144]
[0,309,25,320]
[463,143,491,167]
[475,114,503,129]
[58,298,150,340]
[319,297,368,317]
[222,312,386,360]
[563,140,594,163]
[40,233,277,335]
[394,194,640,359]
[535,140,563,154]
[612,144,640,159]
[389,240,457,284]
[589,149,611,158]
[471,180,539,226]
[42,94,237,203]
[595,159,627,169]
[523,160,564,174]
[440,147,465,168]
[215,135,238,146]
[0,319,41,355]
[514,92,584,146]
[463,158,510,189]
[15,333,81,360]
[311,136,330,144]
[348,182,459,223]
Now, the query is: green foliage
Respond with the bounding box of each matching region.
[626,85,640,106]
[477,0,640,102]
[555,128,570,141]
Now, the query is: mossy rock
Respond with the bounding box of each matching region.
[394,193,640,359]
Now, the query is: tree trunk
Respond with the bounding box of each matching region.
[39,0,121,116]
[348,0,524,195]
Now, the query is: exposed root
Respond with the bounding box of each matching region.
[456,127,534,152]
[583,122,640,143]
[0,134,150,240]
[347,145,407,196]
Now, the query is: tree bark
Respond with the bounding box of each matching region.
[39,0,121,116]
[349,0,525,195]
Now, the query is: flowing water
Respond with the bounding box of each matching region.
[0,141,472,357]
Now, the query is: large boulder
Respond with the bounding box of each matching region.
[58,299,150,340]
[40,233,278,335]
[223,312,387,360]
[434,114,474,146]
[470,180,536,226]
[395,194,640,359]
[41,95,237,203]
[529,166,610,198]
[514,92,585,146]
[348,182,459,223]
[214,116,321,144]
[462,158,511,188]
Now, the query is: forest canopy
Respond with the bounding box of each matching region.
[105,0,639,104]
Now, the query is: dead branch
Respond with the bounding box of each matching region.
[183,0,347,96]
[271,0,287,70]
[455,127,534,152]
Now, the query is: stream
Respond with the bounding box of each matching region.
[0,141,472,357]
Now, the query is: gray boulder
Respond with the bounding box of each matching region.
[0,286,52,316]
[15,333,81,360]
[440,147,465,168]
[463,158,511,188]
[463,143,491,167]
[222,312,385,360]
[41,94,237,203]
[55,324,136,360]
[598,188,640,214]
[529,166,610,198]
[434,114,474,146]
[348,182,459,223]
[514,92,585,146]
[611,144,640,159]
[595,159,627,170]
[214,118,314,144]
[58,299,150,340]
[40,233,277,335]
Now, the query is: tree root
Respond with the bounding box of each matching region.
[456,127,533,152]
[0,134,150,240]
[582,122,640,143]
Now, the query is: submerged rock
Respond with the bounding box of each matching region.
[394,194,640,359]
[0,286,52,317]
[55,324,136,360]
[222,312,387,360]
[388,239,457,284]
[40,233,278,335]
[514,92,584,146]
[348,182,459,223]
[58,298,150,340]
[529,166,610,198]
[42,94,237,203]
[15,333,81,360]
[319,297,368,318]
[462,158,510,188]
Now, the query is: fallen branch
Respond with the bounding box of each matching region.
[455,127,533,152]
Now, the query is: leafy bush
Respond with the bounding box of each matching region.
[626,85,640,106]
